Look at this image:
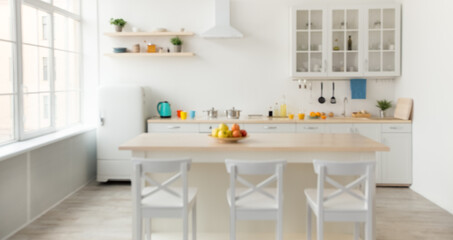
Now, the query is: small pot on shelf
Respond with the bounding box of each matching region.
[173,45,182,53]
[380,110,385,118]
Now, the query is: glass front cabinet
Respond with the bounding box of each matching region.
[291,4,401,78]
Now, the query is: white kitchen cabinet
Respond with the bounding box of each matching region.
[244,123,296,133]
[364,5,401,77]
[291,7,327,77]
[291,3,400,78]
[379,124,412,185]
[296,124,327,133]
[148,123,199,133]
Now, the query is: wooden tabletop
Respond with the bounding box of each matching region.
[119,133,390,152]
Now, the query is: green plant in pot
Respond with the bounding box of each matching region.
[170,36,183,52]
[376,99,392,118]
[110,18,127,32]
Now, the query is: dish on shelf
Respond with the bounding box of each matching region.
[208,134,248,143]
[308,116,320,119]
[113,47,127,53]
[154,28,167,32]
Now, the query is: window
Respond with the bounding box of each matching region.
[0,0,81,145]
[42,16,48,40]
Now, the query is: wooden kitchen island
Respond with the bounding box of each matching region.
[120,133,389,240]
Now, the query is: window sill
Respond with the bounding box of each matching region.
[0,125,97,162]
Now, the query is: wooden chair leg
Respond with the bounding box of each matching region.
[144,218,151,240]
[354,222,359,240]
[307,202,312,240]
[192,201,197,240]
[317,216,323,240]
[136,213,142,240]
[183,209,189,240]
[230,209,236,240]
[276,209,283,240]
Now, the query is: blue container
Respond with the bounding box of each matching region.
[113,47,127,53]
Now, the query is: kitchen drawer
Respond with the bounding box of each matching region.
[381,124,411,133]
[296,124,327,133]
[199,123,244,133]
[148,123,199,133]
[243,124,296,133]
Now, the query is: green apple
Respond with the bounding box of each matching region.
[218,130,228,138]
[211,128,219,137]
[219,123,229,131]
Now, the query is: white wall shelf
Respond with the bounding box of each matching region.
[104,52,195,57]
[104,31,195,37]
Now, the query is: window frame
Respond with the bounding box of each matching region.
[0,0,82,146]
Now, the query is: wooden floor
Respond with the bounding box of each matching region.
[8,181,453,240]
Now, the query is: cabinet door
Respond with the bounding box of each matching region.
[148,123,199,133]
[328,123,354,133]
[244,124,296,133]
[380,132,412,185]
[364,5,401,77]
[292,7,327,77]
[328,7,362,76]
[296,124,327,133]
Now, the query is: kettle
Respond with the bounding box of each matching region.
[157,101,171,118]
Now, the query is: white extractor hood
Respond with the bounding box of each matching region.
[202,0,243,38]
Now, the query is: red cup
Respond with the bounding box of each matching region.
[177,110,182,118]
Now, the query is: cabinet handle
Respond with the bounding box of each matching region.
[264,126,277,129]
[167,126,181,129]
[305,126,318,130]
[389,126,401,130]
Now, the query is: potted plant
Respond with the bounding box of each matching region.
[170,36,183,52]
[376,99,392,118]
[110,18,127,32]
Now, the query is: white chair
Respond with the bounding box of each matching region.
[305,160,375,240]
[132,158,197,240]
[225,159,287,240]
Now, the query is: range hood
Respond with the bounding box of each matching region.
[202,0,243,38]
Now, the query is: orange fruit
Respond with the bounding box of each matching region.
[321,115,327,120]
[316,112,321,117]
[309,112,316,117]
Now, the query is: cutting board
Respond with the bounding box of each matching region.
[394,98,413,120]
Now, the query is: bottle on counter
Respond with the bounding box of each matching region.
[268,107,273,117]
[273,103,279,117]
[279,95,287,117]
[348,36,352,51]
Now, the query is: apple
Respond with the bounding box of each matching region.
[231,123,240,131]
[227,130,233,138]
[211,128,219,137]
[218,130,228,138]
[232,130,242,138]
[219,123,229,131]
[240,129,247,137]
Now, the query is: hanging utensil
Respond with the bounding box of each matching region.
[318,82,325,104]
[330,82,336,104]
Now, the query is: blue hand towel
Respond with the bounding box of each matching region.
[350,79,367,99]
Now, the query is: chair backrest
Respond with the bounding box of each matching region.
[132,157,192,208]
[225,159,287,208]
[312,160,375,211]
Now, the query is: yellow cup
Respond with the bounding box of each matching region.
[298,113,305,120]
[288,113,294,120]
[180,111,187,120]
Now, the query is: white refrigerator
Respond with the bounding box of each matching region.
[97,85,151,182]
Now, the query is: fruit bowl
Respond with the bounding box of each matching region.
[209,134,248,143]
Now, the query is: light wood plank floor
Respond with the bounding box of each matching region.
[8,182,453,240]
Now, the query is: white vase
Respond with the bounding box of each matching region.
[380,110,385,118]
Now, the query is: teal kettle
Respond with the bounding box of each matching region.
[157,101,172,118]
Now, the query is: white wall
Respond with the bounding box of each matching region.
[98,0,396,118]
[395,0,453,214]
